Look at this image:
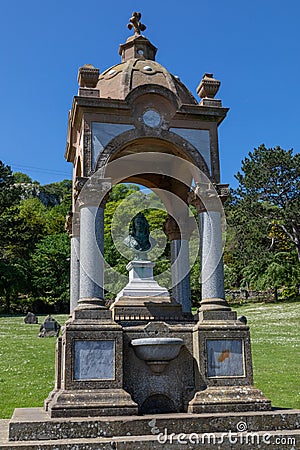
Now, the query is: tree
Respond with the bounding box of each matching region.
[13,172,33,184]
[30,233,70,306]
[0,161,22,214]
[225,145,300,298]
[235,145,300,262]
[0,162,25,311]
[0,163,72,312]
[0,259,29,312]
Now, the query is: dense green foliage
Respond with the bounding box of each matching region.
[0,162,72,313]
[0,302,299,418]
[224,145,300,300]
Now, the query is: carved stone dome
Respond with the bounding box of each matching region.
[95,30,197,105]
[97,58,197,105]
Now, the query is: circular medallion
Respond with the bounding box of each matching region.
[142,110,161,128]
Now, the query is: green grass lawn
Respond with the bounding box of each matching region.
[0,314,68,419]
[234,301,300,409]
[0,303,299,419]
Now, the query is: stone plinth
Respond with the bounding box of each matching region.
[116,260,169,299]
[110,295,184,322]
[188,386,271,414]
[189,318,271,413]
[111,260,184,321]
[45,299,138,418]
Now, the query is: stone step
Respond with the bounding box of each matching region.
[0,428,299,449]
[6,408,300,442]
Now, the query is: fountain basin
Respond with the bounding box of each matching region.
[131,337,183,368]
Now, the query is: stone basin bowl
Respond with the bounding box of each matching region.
[131,337,184,362]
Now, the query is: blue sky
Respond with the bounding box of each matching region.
[0,0,299,187]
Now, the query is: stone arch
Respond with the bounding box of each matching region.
[125,83,181,110]
[95,129,210,181]
[94,131,210,208]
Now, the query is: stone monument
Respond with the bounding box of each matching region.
[38,315,61,338]
[24,311,38,324]
[1,11,299,450]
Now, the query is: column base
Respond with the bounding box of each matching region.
[188,386,272,413]
[46,388,138,418]
[198,308,237,322]
[199,297,231,312]
[73,297,112,321]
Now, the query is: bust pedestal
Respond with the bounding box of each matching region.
[111,260,184,321]
[116,260,169,299]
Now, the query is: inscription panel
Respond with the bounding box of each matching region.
[74,340,115,380]
[206,339,245,378]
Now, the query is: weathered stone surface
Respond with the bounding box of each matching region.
[24,312,38,324]
[2,408,299,449]
[0,432,299,449]
[122,322,199,414]
[45,299,138,418]
[46,389,137,418]
[38,316,60,337]
[188,386,271,413]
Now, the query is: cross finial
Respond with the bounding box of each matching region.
[127,12,146,36]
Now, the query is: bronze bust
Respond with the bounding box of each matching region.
[124,212,156,255]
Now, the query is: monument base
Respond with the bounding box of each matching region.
[111,295,185,321]
[188,386,271,413]
[2,407,299,449]
[44,298,138,419]
[45,389,138,418]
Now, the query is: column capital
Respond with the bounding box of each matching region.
[163,215,195,241]
[65,211,80,237]
[73,176,88,201]
[187,190,205,213]
[77,177,111,208]
[215,183,230,204]
[188,182,229,212]
[163,216,180,241]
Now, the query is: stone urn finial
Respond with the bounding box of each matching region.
[78,64,100,88]
[197,73,221,99]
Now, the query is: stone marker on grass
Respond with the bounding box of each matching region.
[24,312,38,324]
[38,315,61,338]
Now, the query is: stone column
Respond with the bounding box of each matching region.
[201,209,225,303]
[163,215,193,314]
[70,233,80,312]
[189,182,231,314]
[65,211,81,313]
[77,177,111,305]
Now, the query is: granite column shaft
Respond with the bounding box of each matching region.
[79,204,105,300]
[189,182,230,312]
[170,239,191,313]
[164,215,192,314]
[200,210,225,301]
[70,234,80,312]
